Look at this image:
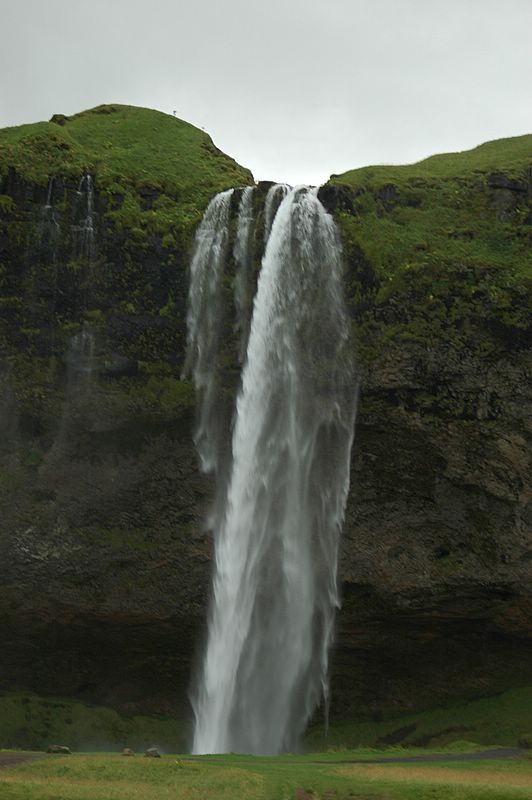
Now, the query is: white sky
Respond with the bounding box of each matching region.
[1,0,531,185]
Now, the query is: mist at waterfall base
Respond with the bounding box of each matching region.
[185,186,358,755]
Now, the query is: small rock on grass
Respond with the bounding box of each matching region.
[144,746,161,758]
[121,748,135,756]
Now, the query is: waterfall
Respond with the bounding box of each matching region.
[263,183,289,244]
[183,188,234,475]
[39,177,60,256]
[233,186,255,362]
[188,186,357,755]
[75,174,96,260]
[65,325,97,390]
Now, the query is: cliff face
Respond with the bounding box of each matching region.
[0,105,250,721]
[0,108,531,739]
[320,142,532,719]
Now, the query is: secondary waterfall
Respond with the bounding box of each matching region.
[184,188,234,475]
[39,177,60,254]
[188,185,357,755]
[65,326,97,388]
[75,174,96,260]
[233,186,255,361]
[263,183,289,244]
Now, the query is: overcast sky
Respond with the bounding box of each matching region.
[1,0,531,185]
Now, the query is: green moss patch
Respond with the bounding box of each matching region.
[0,691,188,752]
[306,686,532,751]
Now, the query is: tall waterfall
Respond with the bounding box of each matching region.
[187,185,357,755]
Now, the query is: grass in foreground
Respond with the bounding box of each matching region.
[2,750,532,800]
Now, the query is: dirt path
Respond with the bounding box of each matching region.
[0,752,48,769]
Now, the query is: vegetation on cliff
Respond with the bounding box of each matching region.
[324,134,532,368]
[0,104,253,240]
[0,105,254,421]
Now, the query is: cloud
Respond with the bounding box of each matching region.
[1,0,531,184]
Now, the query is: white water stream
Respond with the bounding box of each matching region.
[188,186,357,755]
[184,188,234,475]
[75,174,96,260]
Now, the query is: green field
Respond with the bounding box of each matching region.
[1,749,532,799]
[3,686,532,798]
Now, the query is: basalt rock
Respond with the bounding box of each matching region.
[47,744,72,754]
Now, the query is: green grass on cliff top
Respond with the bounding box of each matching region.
[331,133,532,187]
[329,133,532,298]
[0,104,253,217]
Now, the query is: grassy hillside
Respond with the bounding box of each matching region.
[333,134,532,186]
[327,134,532,358]
[329,134,532,282]
[0,103,253,237]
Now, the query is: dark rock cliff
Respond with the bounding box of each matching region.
[0,111,530,740]
[320,150,532,719]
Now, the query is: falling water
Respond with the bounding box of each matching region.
[65,325,97,391]
[39,177,60,255]
[189,186,357,755]
[183,189,234,475]
[233,186,255,361]
[75,174,96,260]
[45,177,54,211]
[263,183,289,244]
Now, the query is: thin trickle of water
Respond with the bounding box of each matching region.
[183,188,234,474]
[47,325,98,457]
[233,186,255,362]
[45,178,53,210]
[191,187,357,755]
[39,177,60,254]
[74,174,96,259]
[263,183,289,244]
[65,325,97,390]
